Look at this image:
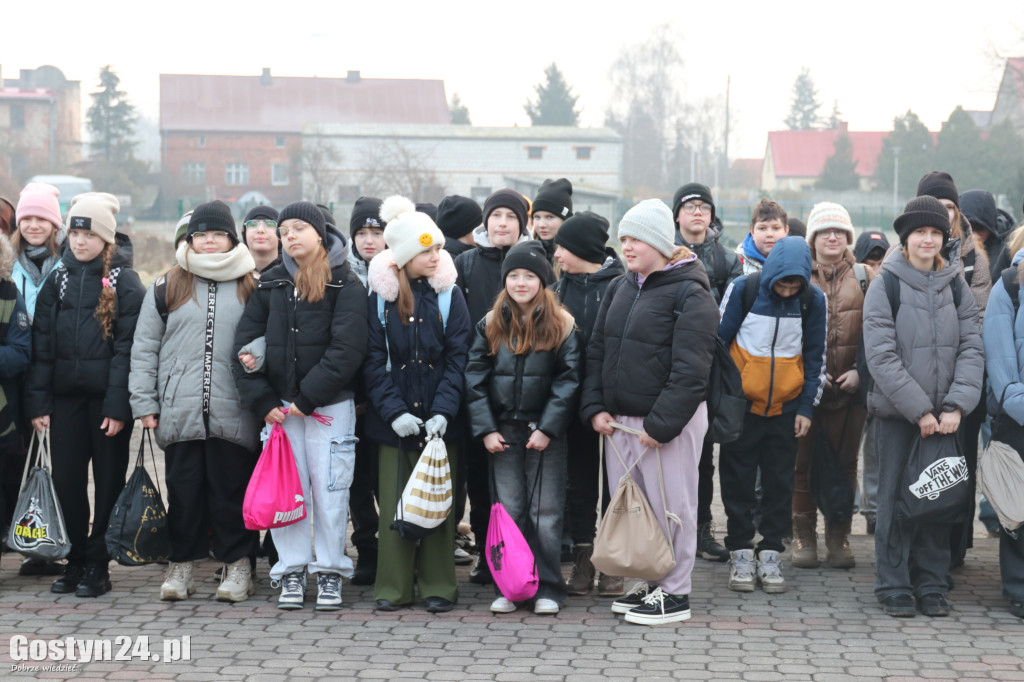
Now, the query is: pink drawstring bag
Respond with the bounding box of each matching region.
[485,502,538,602]
[243,422,305,530]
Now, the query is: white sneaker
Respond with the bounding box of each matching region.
[756,550,787,593]
[611,582,652,614]
[490,596,517,613]
[160,561,195,601]
[276,571,306,609]
[534,598,559,615]
[729,549,756,592]
[316,572,342,611]
[217,558,255,602]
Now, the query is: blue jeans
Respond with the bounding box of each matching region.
[489,421,567,604]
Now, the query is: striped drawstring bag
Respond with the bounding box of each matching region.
[391,436,452,541]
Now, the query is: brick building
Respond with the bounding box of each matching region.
[761,124,888,192]
[160,69,449,213]
[0,65,82,184]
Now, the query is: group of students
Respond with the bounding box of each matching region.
[2,170,1024,626]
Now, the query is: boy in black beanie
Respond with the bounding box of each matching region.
[532,178,573,262]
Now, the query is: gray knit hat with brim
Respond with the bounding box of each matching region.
[617,199,676,258]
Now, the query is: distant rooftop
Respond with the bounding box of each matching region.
[767,127,889,178]
[306,122,622,142]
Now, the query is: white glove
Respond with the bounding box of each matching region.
[424,415,448,438]
[391,413,424,438]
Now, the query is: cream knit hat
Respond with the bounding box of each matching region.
[380,195,445,268]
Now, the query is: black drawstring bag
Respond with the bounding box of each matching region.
[105,429,170,565]
[809,416,855,524]
[896,432,970,525]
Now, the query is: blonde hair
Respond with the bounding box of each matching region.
[294,247,331,303]
[484,287,567,356]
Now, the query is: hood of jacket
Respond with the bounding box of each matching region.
[366,248,457,302]
[961,189,998,236]
[346,247,368,286]
[281,222,350,278]
[760,236,811,296]
[470,224,532,250]
[740,232,768,267]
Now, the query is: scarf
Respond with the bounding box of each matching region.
[17,245,59,287]
[176,241,256,282]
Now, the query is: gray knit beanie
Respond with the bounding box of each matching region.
[617,199,676,258]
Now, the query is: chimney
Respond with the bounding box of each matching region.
[260,68,272,86]
[346,70,361,83]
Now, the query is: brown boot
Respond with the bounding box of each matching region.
[825,520,855,568]
[565,544,596,595]
[790,514,819,568]
[597,572,624,597]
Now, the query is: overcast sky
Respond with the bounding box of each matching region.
[5,0,1022,159]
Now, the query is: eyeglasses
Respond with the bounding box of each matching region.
[817,229,848,239]
[191,231,230,241]
[278,221,312,237]
[681,202,711,215]
[244,219,278,231]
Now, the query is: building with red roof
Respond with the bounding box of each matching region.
[160,68,449,208]
[761,123,887,193]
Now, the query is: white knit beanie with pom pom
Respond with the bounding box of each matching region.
[380,195,445,268]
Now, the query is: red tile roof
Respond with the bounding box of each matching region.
[767,129,888,178]
[160,73,449,132]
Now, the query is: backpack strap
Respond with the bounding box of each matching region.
[962,250,976,287]
[712,242,729,298]
[740,271,760,319]
[1001,266,1020,316]
[154,275,169,325]
[56,263,69,304]
[882,268,962,322]
[852,263,868,295]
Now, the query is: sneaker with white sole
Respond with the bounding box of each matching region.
[756,549,786,593]
[315,572,342,611]
[534,598,559,615]
[623,587,691,625]
[453,547,474,566]
[490,596,517,613]
[217,558,255,602]
[160,561,195,601]
[276,571,307,609]
[729,549,756,592]
[611,582,652,614]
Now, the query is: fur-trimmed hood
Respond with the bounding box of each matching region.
[0,234,15,280]
[366,248,458,302]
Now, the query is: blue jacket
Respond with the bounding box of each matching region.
[13,257,60,321]
[718,236,828,419]
[985,248,1024,422]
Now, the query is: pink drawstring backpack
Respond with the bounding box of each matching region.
[485,502,539,602]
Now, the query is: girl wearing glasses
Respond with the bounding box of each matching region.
[129,200,262,603]
[234,201,367,611]
[241,205,281,275]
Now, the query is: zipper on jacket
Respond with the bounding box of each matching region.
[615,286,644,389]
[764,313,780,416]
[513,354,525,420]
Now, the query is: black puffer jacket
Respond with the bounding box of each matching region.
[464,308,581,439]
[580,256,719,444]
[26,232,144,422]
[454,225,532,325]
[233,225,368,419]
[674,218,742,304]
[551,249,625,342]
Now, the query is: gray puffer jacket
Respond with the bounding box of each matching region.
[862,245,983,423]
[130,278,260,451]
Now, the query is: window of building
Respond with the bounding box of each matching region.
[526,146,544,160]
[181,162,206,185]
[470,186,491,202]
[575,146,593,160]
[198,135,206,147]
[272,163,289,186]
[225,163,249,186]
[10,105,25,129]
[275,136,286,148]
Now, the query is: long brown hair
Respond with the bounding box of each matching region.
[395,265,415,325]
[11,223,60,256]
[95,244,117,340]
[164,249,257,313]
[484,287,567,356]
[294,247,331,303]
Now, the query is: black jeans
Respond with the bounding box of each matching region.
[720,412,797,553]
[163,438,259,564]
[564,419,609,545]
[697,432,715,526]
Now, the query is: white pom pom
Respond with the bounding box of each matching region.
[380,195,415,224]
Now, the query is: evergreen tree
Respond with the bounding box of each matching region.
[450,93,471,125]
[817,132,859,191]
[934,106,983,189]
[784,67,822,130]
[525,63,581,126]
[980,118,1024,200]
[86,65,137,163]
[875,110,935,199]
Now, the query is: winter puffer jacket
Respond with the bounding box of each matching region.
[129,275,261,452]
[675,219,742,303]
[580,253,720,444]
[863,245,983,423]
[551,249,625,342]
[0,236,31,448]
[464,308,581,439]
[26,232,144,422]
[363,249,472,449]
[233,225,368,420]
[454,225,532,325]
[983,248,1024,421]
[808,248,871,411]
[961,189,1011,281]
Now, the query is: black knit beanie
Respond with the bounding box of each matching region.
[279,201,327,242]
[483,189,529,236]
[553,211,609,264]
[349,196,385,238]
[188,200,239,244]
[532,178,573,219]
[893,196,951,245]
[415,202,438,222]
[916,171,959,208]
[436,195,482,239]
[241,205,279,247]
[501,240,556,286]
[671,182,715,224]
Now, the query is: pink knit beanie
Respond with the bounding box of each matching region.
[16,183,62,229]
